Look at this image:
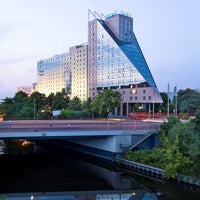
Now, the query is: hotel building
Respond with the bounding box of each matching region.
[70,43,88,101]
[36,53,70,96]
[88,10,162,115]
[36,10,163,115]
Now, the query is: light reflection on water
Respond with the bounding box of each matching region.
[0,147,158,200]
[0,145,200,199]
[0,140,4,154]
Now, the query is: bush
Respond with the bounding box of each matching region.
[58,109,90,119]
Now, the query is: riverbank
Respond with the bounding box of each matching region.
[116,159,200,189]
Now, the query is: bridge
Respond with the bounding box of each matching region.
[0,119,163,160]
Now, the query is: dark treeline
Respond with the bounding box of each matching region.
[0,89,121,120]
[0,88,200,120]
[159,88,200,117]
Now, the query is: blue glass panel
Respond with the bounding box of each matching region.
[98,19,156,88]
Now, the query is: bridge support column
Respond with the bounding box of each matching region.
[126,103,129,118]
[120,103,123,117]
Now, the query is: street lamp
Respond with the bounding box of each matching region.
[167,83,170,118]
[174,86,178,117]
[34,97,36,120]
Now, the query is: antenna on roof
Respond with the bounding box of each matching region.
[94,11,102,19]
[88,9,105,21]
[100,12,106,19]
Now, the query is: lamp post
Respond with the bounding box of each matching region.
[174,86,178,117]
[152,87,155,120]
[167,83,170,118]
[34,97,35,120]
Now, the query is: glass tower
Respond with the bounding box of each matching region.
[88,10,162,115]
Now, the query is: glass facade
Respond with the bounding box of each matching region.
[96,18,156,89]
[88,11,163,116]
[37,53,70,96]
[96,19,146,89]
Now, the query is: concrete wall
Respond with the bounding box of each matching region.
[68,134,132,153]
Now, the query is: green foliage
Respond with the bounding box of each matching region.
[58,109,90,119]
[68,96,82,111]
[190,110,200,135]
[0,97,14,119]
[51,89,69,110]
[160,135,192,178]
[0,195,7,200]
[168,123,195,156]
[82,97,92,109]
[133,103,140,112]
[126,111,200,179]
[178,88,200,114]
[126,135,192,179]
[92,89,121,118]
[159,116,180,136]
[126,114,200,179]
[125,150,162,168]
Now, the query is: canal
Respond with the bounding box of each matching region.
[0,146,200,199]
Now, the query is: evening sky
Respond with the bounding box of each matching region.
[0,0,199,99]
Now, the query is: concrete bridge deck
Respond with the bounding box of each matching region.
[0,119,163,160]
[0,119,162,140]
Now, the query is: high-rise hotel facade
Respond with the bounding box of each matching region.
[36,10,163,115]
[37,53,70,96]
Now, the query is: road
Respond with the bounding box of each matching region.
[0,119,163,133]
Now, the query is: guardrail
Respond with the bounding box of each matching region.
[116,159,200,188]
[116,159,164,180]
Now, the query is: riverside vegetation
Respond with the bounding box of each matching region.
[125,112,200,179]
[1,88,200,120]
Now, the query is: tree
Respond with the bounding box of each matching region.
[29,91,47,118]
[160,113,200,178]
[0,97,14,119]
[68,96,82,111]
[156,92,169,112]
[81,97,93,118]
[178,88,200,114]
[190,110,200,135]
[46,92,55,110]
[160,135,192,178]
[92,89,121,118]
[168,123,196,156]
[159,116,180,136]
[9,91,30,119]
[51,89,69,110]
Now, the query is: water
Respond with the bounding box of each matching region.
[0,148,200,199]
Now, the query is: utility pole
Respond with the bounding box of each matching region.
[34,97,36,120]
[153,87,155,120]
[174,86,178,117]
[167,83,170,118]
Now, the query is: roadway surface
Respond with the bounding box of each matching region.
[0,119,163,132]
[0,119,163,140]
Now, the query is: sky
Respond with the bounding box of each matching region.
[0,0,199,99]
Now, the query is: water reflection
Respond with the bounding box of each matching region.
[0,149,158,200]
[0,145,200,200]
[0,192,158,200]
